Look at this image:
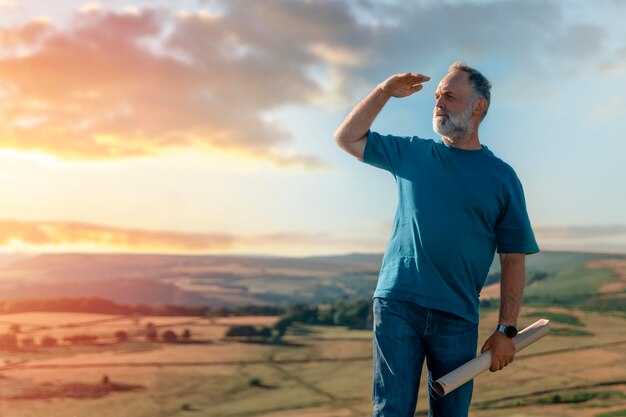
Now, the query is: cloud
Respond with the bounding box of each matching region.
[0,0,614,166]
[535,225,626,254]
[0,220,387,256]
[0,17,51,47]
[0,7,329,169]
[535,225,626,239]
[1,220,623,256]
[0,220,235,252]
[0,1,16,10]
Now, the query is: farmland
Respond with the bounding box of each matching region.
[1,252,625,416]
[0,306,625,417]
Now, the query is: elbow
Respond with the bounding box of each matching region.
[333,131,349,150]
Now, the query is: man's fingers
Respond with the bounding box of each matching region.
[399,72,430,82]
[490,360,505,372]
[490,358,498,372]
[492,358,515,372]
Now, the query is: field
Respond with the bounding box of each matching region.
[0,306,625,417]
[1,253,625,416]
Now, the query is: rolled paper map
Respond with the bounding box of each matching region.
[433,319,551,396]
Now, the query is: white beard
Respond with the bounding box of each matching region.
[433,102,474,141]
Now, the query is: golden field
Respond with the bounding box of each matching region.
[0,306,625,417]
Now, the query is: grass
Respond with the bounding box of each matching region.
[525,311,585,327]
[582,293,626,314]
[550,327,594,337]
[597,409,626,417]
[476,390,626,410]
[524,266,615,307]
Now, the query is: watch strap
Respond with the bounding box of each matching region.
[496,324,518,338]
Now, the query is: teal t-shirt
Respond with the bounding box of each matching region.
[361,130,539,324]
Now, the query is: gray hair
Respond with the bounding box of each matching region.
[448,60,492,120]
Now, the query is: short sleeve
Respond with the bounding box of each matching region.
[495,174,540,255]
[361,130,412,177]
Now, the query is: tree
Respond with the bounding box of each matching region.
[258,327,272,339]
[145,322,158,342]
[271,318,292,343]
[114,330,128,343]
[21,337,36,347]
[182,329,191,341]
[225,325,257,337]
[41,336,58,347]
[162,330,178,343]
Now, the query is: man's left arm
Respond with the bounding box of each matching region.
[480,252,526,372]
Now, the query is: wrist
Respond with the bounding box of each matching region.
[375,84,392,101]
[496,323,518,338]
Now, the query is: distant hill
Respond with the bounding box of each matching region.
[0,254,35,269]
[0,251,623,310]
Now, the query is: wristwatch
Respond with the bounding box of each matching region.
[496,324,518,338]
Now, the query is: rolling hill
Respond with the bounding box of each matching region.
[0,251,624,310]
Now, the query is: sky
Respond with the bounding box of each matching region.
[0,0,624,256]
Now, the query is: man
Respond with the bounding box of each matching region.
[333,62,539,417]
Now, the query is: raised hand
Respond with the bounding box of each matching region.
[378,72,431,98]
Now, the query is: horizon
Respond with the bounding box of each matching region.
[2,247,625,260]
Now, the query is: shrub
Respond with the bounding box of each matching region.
[114,330,128,343]
[182,329,191,340]
[21,337,36,347]
[145,323,158,342]
[225,325,258,337]
[41,336,58,347]
[162,330,178,343]
[248,377,262,387]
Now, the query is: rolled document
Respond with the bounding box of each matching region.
[433,319,550,396]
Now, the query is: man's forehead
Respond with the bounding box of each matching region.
[436,71,470,94]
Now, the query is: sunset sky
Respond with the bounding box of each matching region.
[0,0,624,256]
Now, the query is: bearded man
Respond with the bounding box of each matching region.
[333,61,539,417]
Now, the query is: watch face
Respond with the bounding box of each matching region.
[505,326,518,338]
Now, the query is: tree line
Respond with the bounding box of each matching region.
[224,298,374,343]
[0,296,285,317]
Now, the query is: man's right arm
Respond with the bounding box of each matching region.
[333,73,430,161]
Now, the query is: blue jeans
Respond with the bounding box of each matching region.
[372,297,478,417]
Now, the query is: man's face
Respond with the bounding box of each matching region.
[432,71,475,140]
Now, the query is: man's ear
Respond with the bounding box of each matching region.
[473,98,488,119]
